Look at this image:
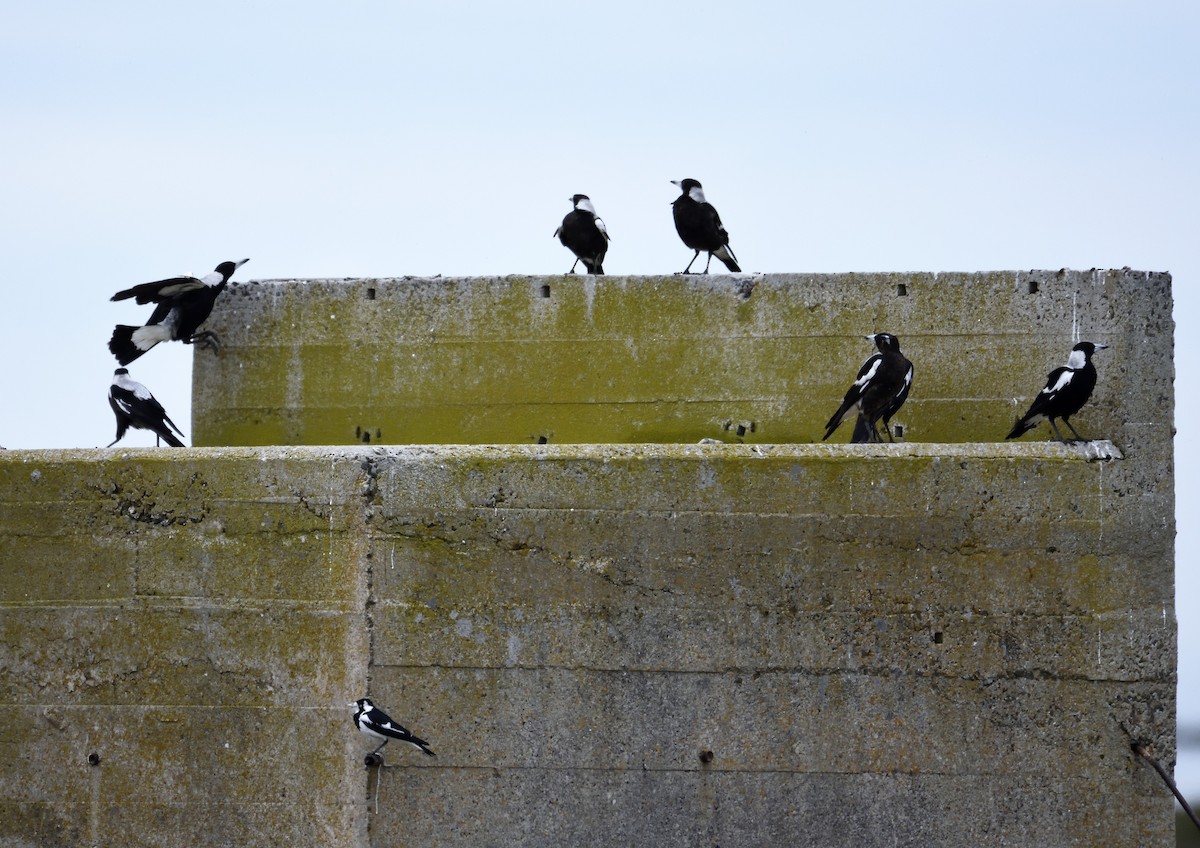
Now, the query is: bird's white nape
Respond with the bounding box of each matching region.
[575,197,596,215]
[688,186,706,204]
[1066,349,1086,369]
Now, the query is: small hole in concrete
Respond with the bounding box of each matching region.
[897,283,908,296]
[933,631,944,644]
[540,285,551,298]
[1028,280,1039,294]
[355,426,362,439]
[362,431,371,444]
[375,428,382,439]
[366,287,376,300]
[699,750,714,764]
[537,435,549,445]
[364,752,384,768]
[893,424,904,438]
[87,752,101,766]
[736,424,747,437]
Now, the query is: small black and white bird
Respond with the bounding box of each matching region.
[671,178,741,274]
[823,333,914,443]
[108,258,249,365]
[350,698,436,757]
[1006,341,1107,442]
[555,194,609,275]
[107,368,185,447]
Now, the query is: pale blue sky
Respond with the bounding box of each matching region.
[2,0,1198,793]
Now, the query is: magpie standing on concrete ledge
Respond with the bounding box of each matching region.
[671,179,741,274]
[1006,341,1107,442]
[350,698,436,757]
[108,258,249,365]
[823,333,914,443]
[555,194,609,274]
[107,368,185,447]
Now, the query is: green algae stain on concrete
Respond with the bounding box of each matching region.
[191,270,1172,449]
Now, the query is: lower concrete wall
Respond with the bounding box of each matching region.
[0,443,1175,846]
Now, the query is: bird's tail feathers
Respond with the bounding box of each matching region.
[410,738,436,757]
[157,428,185,448]
[714,245,741,273]
[109,325,145,365]
[163,414,186,439]
[850,414,875,443]
[1005,416,1037,440]
[583,259,605,275]
[822,403,855,441]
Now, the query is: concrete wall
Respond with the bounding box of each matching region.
[191,270,1173,448]
[0,440,1176,847]
[0,270,1176,846]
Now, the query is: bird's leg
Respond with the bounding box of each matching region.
[188,330,222,352]
[569,257,580,274]
[1063,418,1088,442]
[106,437,120,448]
[371,739,389,756]
[156,435,161,447]
[883,423,895,443]
[1048,419,1069,443]
[681,250,700,274]
[703,252,713,274]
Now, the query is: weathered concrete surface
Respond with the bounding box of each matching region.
[0,442,1176,846]
[191,270,1173,448]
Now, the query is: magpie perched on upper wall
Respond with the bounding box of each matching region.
[108,258,249,365]
[1006,341,1107,442]
[107,368,185,447]
[823,333,914,443]
[555,194,609,275]
[670,179,741,274]
[350,698,436,757]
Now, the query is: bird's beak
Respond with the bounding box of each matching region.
[670,180,681,187]
[863,334,877,342]
[346,701,356,707]
[235,258,250,269]
[1094,343,1109,350]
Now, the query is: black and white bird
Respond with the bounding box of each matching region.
[350,698,436,757]
[671,178,741,274]
[107,368,185,447]
[1006,341,1107,442]
[108,258,249,365]
[823,333,914,443]
[555,194,609,275]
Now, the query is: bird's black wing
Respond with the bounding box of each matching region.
[824,353,882,439]
[1007,365,1071,438]
[111,276,206,305]
[1024,366,1072,419]
[707,205,730,241]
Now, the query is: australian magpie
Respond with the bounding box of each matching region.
[671,178,741,274]
[108,258,248,365]
[350,698,436,757]
[107,368,185,447]
[555,194,609,274]
[823,333,914,443]
[1006,341,1107,442]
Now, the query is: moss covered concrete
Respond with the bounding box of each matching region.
[0,439,1176,846]
[191,270,1173,448]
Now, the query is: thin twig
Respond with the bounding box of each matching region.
[1132,743,1200,832]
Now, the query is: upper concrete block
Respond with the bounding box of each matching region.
[191,270,1173,448]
